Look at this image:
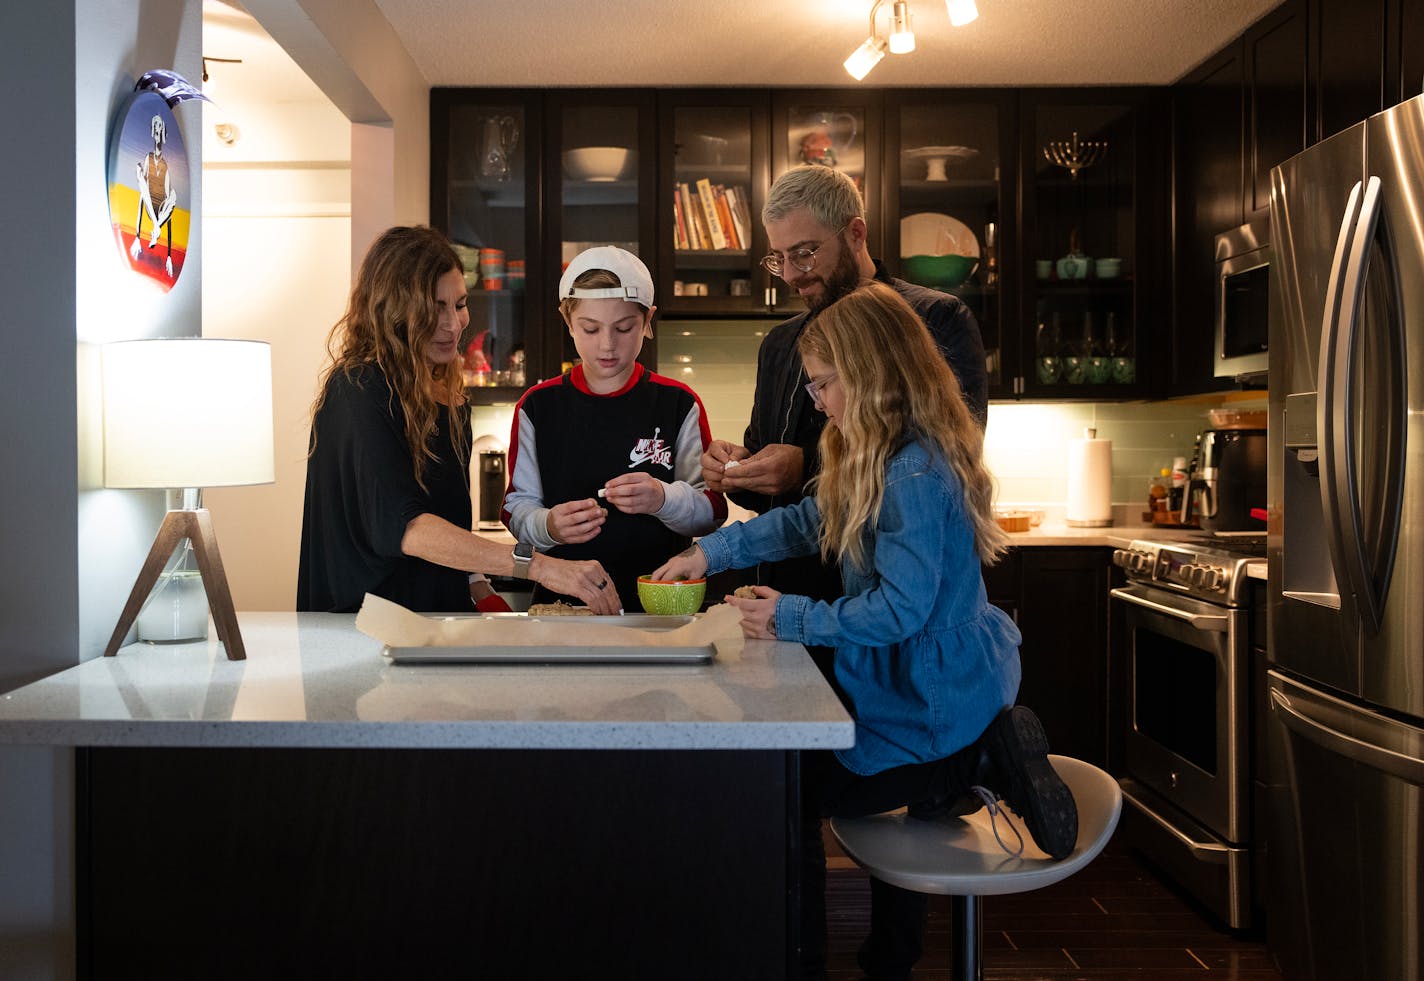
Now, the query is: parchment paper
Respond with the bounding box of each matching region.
[355,593,744,660]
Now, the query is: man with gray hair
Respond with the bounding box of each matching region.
[703,164,987,598]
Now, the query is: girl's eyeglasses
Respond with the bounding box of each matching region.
[804,372,838,409]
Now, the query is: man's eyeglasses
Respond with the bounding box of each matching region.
[761,225,848,276]
[804,372,838,409]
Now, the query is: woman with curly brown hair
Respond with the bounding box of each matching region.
[298,225,618,614]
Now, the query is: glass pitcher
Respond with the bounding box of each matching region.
[480,115,520,182]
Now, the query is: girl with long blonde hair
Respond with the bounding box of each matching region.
[653,281,1075,979]
[298,226,619,615]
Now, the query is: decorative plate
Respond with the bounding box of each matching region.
[904,145,979,162]
[900,212,980,259]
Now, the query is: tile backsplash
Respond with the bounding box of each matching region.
[472,322,1266,518]
[983,399,1265,512]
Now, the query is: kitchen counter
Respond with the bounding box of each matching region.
[5,613,851,979]
[0,612,853,749]
[997,520,1207,547]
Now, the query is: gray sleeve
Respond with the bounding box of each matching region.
[501,406,558,549]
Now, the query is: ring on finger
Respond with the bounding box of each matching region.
[595,579,608,589]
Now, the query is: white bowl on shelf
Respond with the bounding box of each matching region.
[563,146,633,182]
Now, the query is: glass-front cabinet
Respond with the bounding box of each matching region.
[434,91,539,403]
[546,92,657,377]
[771,91,883,317]
[433,87,1168,405]
[658,93,769,316]
[1019,91,1162,398]
[885,91,1013,394]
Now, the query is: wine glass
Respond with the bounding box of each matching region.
[1035,317,1062,384]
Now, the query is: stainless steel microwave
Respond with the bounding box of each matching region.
[1215,218,1271,379]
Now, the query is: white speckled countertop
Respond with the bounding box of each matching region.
[0,613,854,751]
[998,521,1267,578]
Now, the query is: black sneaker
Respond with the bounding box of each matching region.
[906,793,984,821]
[981,706,1078,860]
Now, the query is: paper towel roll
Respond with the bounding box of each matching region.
[1066,428,1113,527]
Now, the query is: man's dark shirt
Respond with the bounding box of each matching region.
[730,262,988,601]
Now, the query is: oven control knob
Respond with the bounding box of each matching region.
[1177,563,1199,585]
[1204,568,1225,590]
[1112,549,1128,568]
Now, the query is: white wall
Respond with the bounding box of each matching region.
[203,0,431,610]
[0,2,204,977]
[200,2,351,611]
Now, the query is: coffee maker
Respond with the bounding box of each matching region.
[476,450,507,529]
[1182,428,1267,531]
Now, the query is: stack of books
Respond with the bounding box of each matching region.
[673,179,751,252]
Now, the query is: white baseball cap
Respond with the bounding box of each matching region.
[558,246,654,309]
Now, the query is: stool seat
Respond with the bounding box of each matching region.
[829,755,1122,981]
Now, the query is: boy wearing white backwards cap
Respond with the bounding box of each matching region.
[502,247,727,611]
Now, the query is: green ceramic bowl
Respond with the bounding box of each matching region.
[636,576,707,615]
[902,253,979,289]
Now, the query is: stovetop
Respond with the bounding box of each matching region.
[1112,533,1264,606]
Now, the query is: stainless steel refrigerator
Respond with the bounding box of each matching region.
[1268,93,1424,981]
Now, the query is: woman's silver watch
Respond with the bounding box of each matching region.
[511,541,535,579]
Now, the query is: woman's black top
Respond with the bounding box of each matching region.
[297,364,472,613]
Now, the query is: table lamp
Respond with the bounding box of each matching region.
[101,338,274,660]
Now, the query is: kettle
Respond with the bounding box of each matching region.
[1181,428,1266,531]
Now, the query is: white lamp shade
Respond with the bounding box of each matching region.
[102,338,275,489]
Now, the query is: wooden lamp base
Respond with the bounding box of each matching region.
[103,508,245,660]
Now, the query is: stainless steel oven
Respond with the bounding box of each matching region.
[1109,536,1264,929]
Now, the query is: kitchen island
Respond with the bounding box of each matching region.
[0,613,853,980]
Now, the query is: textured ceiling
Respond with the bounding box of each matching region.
[369,0,1283,88]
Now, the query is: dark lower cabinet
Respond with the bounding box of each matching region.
[983,547,1110,767]
[78,748,794,981]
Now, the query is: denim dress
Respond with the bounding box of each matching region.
[697,439,1022,775]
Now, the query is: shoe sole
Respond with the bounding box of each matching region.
[985,706,1078,859]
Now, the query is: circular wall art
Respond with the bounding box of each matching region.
[107,90,190,291]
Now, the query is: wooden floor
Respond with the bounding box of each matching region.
[824,836,1283,979]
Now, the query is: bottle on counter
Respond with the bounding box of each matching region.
[1147,467,1170,523]
[1169,456,1188,515]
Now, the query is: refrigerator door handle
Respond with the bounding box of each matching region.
[1317,178,1380,631]
[1268,682,1424,785]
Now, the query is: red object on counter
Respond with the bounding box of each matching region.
[475,593,513,613]
[1250,507,1268,522]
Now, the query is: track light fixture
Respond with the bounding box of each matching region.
[844,0,977,80]
[946,0,979,27]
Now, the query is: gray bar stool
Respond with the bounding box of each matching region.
[829,754,1122,981]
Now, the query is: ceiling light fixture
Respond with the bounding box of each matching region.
[889,0,916,53]
[843,35,888,81]
[845,0,976,80]
[946,0,979,27]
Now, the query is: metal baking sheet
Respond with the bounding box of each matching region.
[384,644,715,665]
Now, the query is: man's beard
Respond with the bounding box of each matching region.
[803,242,863,315]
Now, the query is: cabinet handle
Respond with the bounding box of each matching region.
[764,286,777,307]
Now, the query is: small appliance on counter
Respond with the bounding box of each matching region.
[471,433,508,531]
[1181,427,1266,532]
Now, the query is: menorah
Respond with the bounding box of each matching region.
[1042,131,1108,180]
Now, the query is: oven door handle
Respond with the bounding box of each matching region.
[1110,586,1229,632]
